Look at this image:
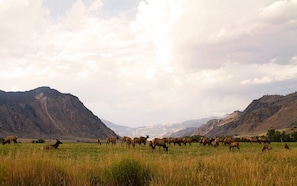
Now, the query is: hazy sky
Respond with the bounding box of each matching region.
[1,0,297,127]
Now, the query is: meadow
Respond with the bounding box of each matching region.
[0,140,297,186]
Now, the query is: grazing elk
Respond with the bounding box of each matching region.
[106,137,119,145]
[95,139,101,145]
[284,144,290,150]
[183,137,193,146]
[2,135,18,145]
[229,142,240,151]
[200,137,213,146]
[150,138,168,153]
[41,139,63,150]
[125,137,135,149]
[262,144,272,151]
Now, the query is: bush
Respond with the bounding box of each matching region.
[102,158,152,186]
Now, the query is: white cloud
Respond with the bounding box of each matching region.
[0,0,296,127]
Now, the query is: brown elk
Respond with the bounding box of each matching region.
[125,137,135,149]
[262,144,272,151]
[229,142,240,151]
[183,137,193,146]
[95,139,101,145]
[2,135,18,145]
[258,136,270,144]
[213,138,220,148]
[150,138,168,153]
[249,137,260,144]
[41,139,63,150]
[121,136,129,144]
[134,135,149,145]
[224,137,235,146]
[284,144,290,150]
[200,137,213,146]
[106,137,118,145]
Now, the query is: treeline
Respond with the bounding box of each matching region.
[187,129,297,142]
[266,129,297,142]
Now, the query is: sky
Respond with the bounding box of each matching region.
[1,0,297,127]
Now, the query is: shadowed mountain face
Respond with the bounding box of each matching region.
[0,87,117,140]
[193,92,297,137]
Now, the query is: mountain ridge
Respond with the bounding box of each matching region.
[0,87,117,140]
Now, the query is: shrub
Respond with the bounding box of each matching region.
[102,158,152,186]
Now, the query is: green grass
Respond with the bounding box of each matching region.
[0,142,297,185]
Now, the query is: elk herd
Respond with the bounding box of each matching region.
[1,135,292,153]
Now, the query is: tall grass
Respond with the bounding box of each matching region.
[0,142,296,185]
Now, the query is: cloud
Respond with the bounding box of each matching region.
[0,0,296,127]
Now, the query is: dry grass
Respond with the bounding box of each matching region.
[0,142,296,185]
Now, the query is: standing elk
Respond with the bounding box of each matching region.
[2,135,18,145]
[95,139,101,145]
[106,137,119,145]
[258,136,270,144]
[125,137,135,149]
[224,137,236,146]
[183,137,193,146]
[213,138,220,148]
[200,137,213,146]
[40,139,63,150]
[150,138,168,153]
[229,142,240,151]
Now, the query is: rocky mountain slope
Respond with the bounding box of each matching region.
[193,92,297,137]
[0,87,117,140]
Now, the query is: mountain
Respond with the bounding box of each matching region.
[101,119,135,137]
[194,92,297,137]
[0,87,117,140]
[103,118,215,138]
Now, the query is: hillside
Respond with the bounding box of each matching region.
[194,92,297,137]
[0,87,117,140]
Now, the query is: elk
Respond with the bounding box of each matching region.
[284,144,290,150]
[95,139,101,145]
[2,135,18,145]
[213,138,220,148]
[106,137,118,145]
[200,137,213,146]
[150,138,168,153]
[183,137,193,146]
[139,135,149,145]
[262,144,272,151]
[258,136,270,144]
[224,137,235,146]
[41,139,63,150]
[229,142,240,151]
[125,137,135,149]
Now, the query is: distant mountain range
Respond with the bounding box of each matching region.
[104,92,297,138]
[1,86,296,140]
[102,117,217,138]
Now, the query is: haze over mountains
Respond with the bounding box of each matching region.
[0,87,297,140]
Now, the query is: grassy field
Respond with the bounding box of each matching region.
[0,141,297,186]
